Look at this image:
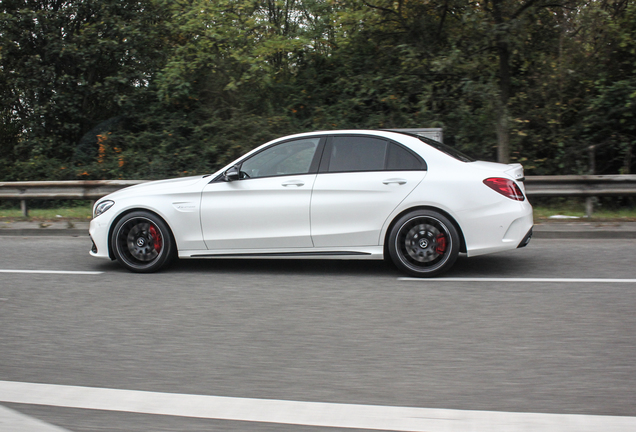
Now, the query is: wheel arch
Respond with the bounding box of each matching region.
[383,206,467,258]
[107,208,177,260]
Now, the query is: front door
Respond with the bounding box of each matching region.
[200,137,322,250]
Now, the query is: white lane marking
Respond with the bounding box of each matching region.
[0,404,72,432]
[399,277,636,283]
[0,270,103,275]
[1,381,635,432]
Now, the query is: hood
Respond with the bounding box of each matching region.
[104,175,206,200]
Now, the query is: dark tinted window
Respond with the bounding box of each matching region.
[328,136,387,172]
[386,142,425,170]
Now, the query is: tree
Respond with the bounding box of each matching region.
[579,0,636,174]
[0,0,167,180]
[2,0,634,181]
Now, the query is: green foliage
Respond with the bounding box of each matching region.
[0,0,167,180]
[1,0,635,180]
[578,1,636,174]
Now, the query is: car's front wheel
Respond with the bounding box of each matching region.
[111,211,175,273]
[388,210,460,277]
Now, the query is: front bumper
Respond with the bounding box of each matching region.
[89,217,112,259]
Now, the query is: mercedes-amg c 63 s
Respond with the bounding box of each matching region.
[89,130,533,277]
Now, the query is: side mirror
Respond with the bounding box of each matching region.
[223,165,240,182]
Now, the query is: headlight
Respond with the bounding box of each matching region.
[94,200,115,217]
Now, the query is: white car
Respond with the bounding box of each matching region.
[89,130,533,277]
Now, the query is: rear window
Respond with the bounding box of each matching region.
[416,136,475,162]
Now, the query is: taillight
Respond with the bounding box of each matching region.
[483,177,525,201]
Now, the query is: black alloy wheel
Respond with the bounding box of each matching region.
[388,210,460,277]
[111,211,175,273]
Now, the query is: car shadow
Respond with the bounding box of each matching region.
[92,253,528,278]
[168,257,402,278]
[450,254,530,277]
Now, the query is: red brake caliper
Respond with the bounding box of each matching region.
[148,225,162,253]
[435,234,447,255]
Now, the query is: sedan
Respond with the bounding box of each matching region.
[89,130,533,277]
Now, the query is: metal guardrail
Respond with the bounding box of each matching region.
[524,175,636,197]
[0,180,147,217]
[0,180,147,200]
[1,175,636,217]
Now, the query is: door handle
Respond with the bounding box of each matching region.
[282,180,305,187]
[382,178,407,185]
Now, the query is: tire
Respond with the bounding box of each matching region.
[388,210,460,277]
[111,211,175,273]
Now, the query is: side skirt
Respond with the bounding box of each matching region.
[178,247,384,260]
[191,251,370,258]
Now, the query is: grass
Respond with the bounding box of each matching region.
[530,199,636,222]
[0,203,635,222]
[533,207,636,221]
[0,206,93,221]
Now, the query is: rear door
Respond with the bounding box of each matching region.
[310,135,427,247]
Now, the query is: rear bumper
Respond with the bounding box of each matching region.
[463,203,534,257]
[518,227,533,248]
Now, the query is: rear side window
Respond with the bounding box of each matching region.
[386,143,425,170]
[324,136,426,172]
[328,136,387,172]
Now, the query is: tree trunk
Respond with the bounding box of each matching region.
[496,108,510,164]
[492,0,511,164]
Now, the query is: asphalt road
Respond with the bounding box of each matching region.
[1,236,635,431]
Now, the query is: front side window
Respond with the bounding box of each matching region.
[240,138,320,179]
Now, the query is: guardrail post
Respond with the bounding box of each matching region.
[585,197,595,219]
[21,200,28,217]
[586,145,596,218]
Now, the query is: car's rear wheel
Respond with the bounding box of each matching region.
[388,210,459,277]
[111,211,175,273]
